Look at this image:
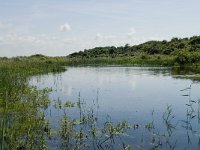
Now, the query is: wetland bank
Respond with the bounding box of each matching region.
[0,60,200,149]
[1,36,200,149]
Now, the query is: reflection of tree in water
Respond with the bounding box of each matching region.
[172,67,200,81]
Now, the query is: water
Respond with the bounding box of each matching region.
[31,67,200,149]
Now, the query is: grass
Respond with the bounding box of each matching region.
[0,55,68,76]
[1,53,200,69]
[1,54,200,149]
[0,55,68,149]
[66,55,177,67]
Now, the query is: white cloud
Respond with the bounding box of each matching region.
[0,31,83,56]
[2,33,36,43]
[147,36,165,41]
[95,33,103,39]
[0,22,12,29]
[63,38,77,44]
[95,33,116,40]
[127,27,136,38]
[60,23,71,32]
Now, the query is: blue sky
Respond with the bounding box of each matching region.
[0,0,200,57]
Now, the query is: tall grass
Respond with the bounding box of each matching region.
[66,55,177,67]
[0,55,67,149]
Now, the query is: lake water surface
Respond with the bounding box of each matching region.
[31,67,200,149]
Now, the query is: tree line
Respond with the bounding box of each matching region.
[68,36,200,65]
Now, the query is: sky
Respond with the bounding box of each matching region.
[0,0,200,57]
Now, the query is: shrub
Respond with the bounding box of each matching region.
[175,50,191,64]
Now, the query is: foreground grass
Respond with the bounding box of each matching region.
[0,55,68,149]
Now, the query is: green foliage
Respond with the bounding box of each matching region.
[67,35,200,66]
[65,101,76,108]
[175,50,191,64]
[0,55,70,76]
[175,50,200,65]
[0,72,51,149]
[66,55,176,67]
[68,36,200,57]
[0,56,69,149]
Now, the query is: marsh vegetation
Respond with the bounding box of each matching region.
[1,36,200,149]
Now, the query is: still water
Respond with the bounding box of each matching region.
[31,67,200,149]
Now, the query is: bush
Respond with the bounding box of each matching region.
[175,50,200,64]
[175,50,191,64]
[140,53,148,59]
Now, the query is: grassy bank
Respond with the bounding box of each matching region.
[0,55,68,76]
[66,55,176,66]
[0,55,69,149]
